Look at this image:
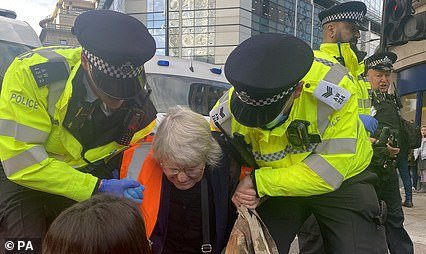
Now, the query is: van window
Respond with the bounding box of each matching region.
[147,73,230,115]
[189,83,227,116]
[0,40,31,86]
[0,13,41,89]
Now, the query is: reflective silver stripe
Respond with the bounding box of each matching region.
[0,119,49,143]
[358,98,372,109]
[315,138,357,154]
[36,49,70,72]
[127,143,152,180]
[364,99,371,108]
[358,98,364,109]
[36,49,70,117]
[2,146,49,176]
[304,154,344,189]
[317,101,334,136]
[323,64,349,84]
[253,143,318,162]
[317,63,348,135]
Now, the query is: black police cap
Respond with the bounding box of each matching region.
[365,52,397,72]
[72,10,156,99]
[225,33,314,128]
[319,1,367,31]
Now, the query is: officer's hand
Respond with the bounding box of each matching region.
[124,185,144,204]
[370,137,377,144]
[98,178,144,203]
[232,176,259,210]
[386,143,400,157]
[359,114,378,135]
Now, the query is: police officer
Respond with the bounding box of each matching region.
[366,52,414,254]
[367,52,413,208]
[0,10,157,238]
[297,2,377,252]
[210,33,387,253]
[317,1,377,134]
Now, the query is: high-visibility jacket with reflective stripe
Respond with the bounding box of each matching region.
[356,62,372,115]
[0,46,155,201]
[210,52,372,197]
[319,43,371,115]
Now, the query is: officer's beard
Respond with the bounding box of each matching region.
[350,38,367,63]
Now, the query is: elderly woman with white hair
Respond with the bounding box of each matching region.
[120,106,238,254]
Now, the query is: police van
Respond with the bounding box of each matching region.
[0,9,42,87]
[144,55,230,120]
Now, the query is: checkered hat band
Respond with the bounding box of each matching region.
[236,86,295,107]
[367,58,393,69]
[321,11,364,25]
[83,49,143,79]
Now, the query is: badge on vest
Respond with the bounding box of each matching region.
[371,106,377,117]
[209,100,231,126]
[313,80,351,110]
[30,62,69,87]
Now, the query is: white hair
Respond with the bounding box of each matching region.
[152,106,222,167]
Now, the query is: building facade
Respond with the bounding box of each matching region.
[39,0,96,46]
[390,0,426,126]
[97,0,382,65]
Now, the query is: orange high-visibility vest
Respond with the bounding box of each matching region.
[120,142,162,238]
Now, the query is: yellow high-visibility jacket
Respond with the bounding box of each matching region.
[0,46,155,201]
[210,47,372,197]
[356,62,372,115]
[319,43,371,115]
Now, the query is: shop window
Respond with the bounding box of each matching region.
[400,93,417,122]
[421,91,426,126]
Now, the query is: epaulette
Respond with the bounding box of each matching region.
[29,61,69,87]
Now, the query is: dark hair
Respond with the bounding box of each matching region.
[43,194,151,254]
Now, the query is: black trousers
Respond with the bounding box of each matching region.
[298,214,325,254]
[375,170,414,254]
[257,179,388,254]
[0,170,76,239]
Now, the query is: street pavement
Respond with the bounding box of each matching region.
[403,189,426,254]
[288,189,426,253]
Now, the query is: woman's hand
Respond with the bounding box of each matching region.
[232,176,259,210]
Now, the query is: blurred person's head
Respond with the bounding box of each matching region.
[320,2,366,45]
[365,52,397,93]
[152,106,222,190]
[43,194,151,254]
[421,125,426,137]
[322,21,362,44]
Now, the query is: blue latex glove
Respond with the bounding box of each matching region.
[99,178,144,203]
[359,114,378,135]
[124,185,144,204]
